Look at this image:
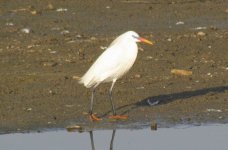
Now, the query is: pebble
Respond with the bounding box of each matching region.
[56,8,68,12]
[194,26,207,30]
[134,74,141,78]
[30,10,38,15]
[146,56,153,59]
[176,21,184,25]
[151,122,157,130]
[27,45,34,49]
[90,37,96,40]
[49,51,57,54]
[76,34,82,38]
[139,47,144,51]
[206,108,222,113]
[21,28,30,34]
[6,22,14,26]
[72,75,80,80]
[26,108,32,111]
[226,9,228,13]
[167,38,172,42]
[47,3,54,10]
[197,31,206,36]
[43,62,58,67]
[171,69,192,76]
[136,86,144,90]
[100,46,107,50]
[60,30,70,34]
[66,125,84,132]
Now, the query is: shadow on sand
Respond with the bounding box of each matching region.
[136,85,228,106]
[103,85,228,116]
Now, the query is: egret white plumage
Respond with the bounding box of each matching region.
[79,31,154,121]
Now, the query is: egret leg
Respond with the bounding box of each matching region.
[89,87,102,121]
[89,88,95,115]
[109,80,116,115]
[108,80,128,120]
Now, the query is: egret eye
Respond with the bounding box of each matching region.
[132,35,139,39]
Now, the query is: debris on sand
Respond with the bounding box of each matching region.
[66,125,85,132]
[176,21,184,25]
[193,26,207,30]
[206,109,222,113]
[151,122,157,130]
[147,99,159,106]
[197,31,206,36]
[56,8,68,12]
[72,75,80,80]
[21,28,30,34]
[171,69,192,76]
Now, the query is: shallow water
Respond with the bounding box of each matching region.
[0,124,228,150]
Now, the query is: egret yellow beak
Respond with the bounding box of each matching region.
[139,37,154,45]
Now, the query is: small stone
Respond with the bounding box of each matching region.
[171,69,192,76]
[100,46,107,50]
[30,10,37,15]
[43,62,58,67]
[167,38,172,42]
[197,31,206,36]
[27,108,32,111]
[134,74,141,78]
[226,8,228,13]
[56,8,68,12]
[146,56,153,59]
[21,28,30,34]
[6,22,14,26]
[27,45,33,49]
[76,34,82,38]
[72,75,80,80]
[139,47,144,51]
[47,4,54,10]
[151,122,157,130]
[60,30,70,34]
[176,21,184,25]
[194,26,207,30]
[90,37,96,40]
[66,125,85,132]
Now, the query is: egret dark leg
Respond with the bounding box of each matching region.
[89,88,95,115]
[89,87,101,121]
[109,81,116,115]
[108,80,128,120]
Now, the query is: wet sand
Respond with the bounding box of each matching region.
[0,0,228,133]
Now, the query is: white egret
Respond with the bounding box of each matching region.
[79,31,154,121]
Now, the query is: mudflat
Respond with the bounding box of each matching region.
[0,0,227,133]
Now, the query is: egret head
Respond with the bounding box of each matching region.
[126,31,154,45]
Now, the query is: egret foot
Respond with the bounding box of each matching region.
[108,115,128,120]
[89,114,102,121]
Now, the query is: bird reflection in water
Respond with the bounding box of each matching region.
[89,130,116,150]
